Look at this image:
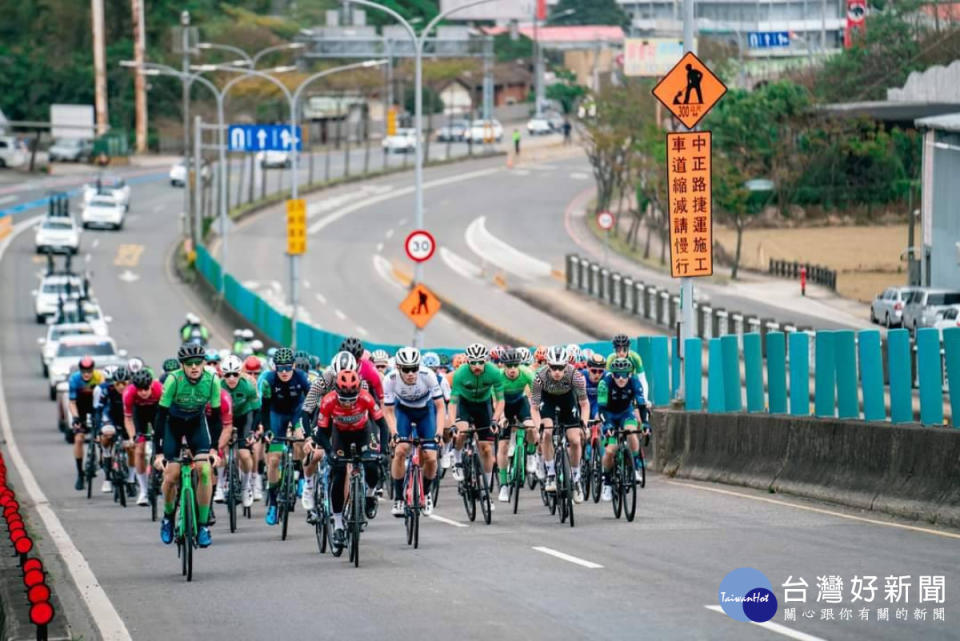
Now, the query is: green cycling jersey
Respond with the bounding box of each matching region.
[224,376,260,416]
[159,369,220,416]
[450,362,504,404]
[501,365,534,402]
[606,350,645,375]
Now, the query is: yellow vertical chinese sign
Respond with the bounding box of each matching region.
[666,131,712,278]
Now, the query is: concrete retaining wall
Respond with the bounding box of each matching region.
[652,410,960,528]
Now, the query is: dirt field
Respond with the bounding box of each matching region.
[714,224,911,303]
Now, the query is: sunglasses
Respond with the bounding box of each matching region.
[276,365,293,372]
[223,372,240,379]
[182,358,203,367]
[549,364,566,371]
[468,360,486,367]
[375,364,387,370]
[588,368,605,375]
[612,372,630,379]
[399,366,418,374]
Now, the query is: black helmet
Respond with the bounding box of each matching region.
[294,356,311,372]
[500,348,522,367]
[162,358,180,372]
[177,342,206,362]
[438,353,451,368]
[339,337,364,359]
[587,353,606,369]
[112,366,131,383]
[132,369,153,390]
[274,347,295,366]
[612,334,630,349]
[294,350,310,361]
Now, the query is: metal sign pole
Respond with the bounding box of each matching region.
[679,0,697,401]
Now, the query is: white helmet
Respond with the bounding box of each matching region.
[330,350,358,374]
[566,344,582,363]
[516,346,531,364]
[464,343,489,362]
[241,328,255,340]
[250,339,264,352]
[127,357,144,373]
[546,345,568,367]
[221,354,243,375]
[395,346,421,368]
[233,329,243,338]
[370,349,390,365]
[185,312,199,324]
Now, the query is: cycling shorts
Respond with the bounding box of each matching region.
[330,426,379,460]
[395,403,438,450]
[267,410,298,453]
[601,409,637,444]
[504,396,531,425]
[539,390,580,428]
[133,404,157,436]
[162,413,212,460]
[455,398,495,442]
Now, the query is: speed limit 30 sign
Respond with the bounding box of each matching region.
[596,211,615,231]
[404,229,436,263]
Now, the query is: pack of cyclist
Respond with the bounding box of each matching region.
[64,318,651,555]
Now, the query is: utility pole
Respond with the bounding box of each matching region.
[181,11,195,248]
[90,0,109,135]
[533,2,544,117]
[131,0,147,152]
[680,0,696,400]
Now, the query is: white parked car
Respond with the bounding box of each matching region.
[169,158,211,187]
[47,335,127,401]
[256,151,291,168]
[467,119,503,144]
[38,322,96,377]
[81,195,125,230]
[382,128,419,154]
[33,273,86,323]
[35,217,80,254]
[48,138,93,163]
[83,175,130,210]
[526,117,553,136]
[51,300,111,336]
[933,306,960,338]
[0,136,27,168]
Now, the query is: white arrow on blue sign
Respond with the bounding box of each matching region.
[747,31,791,49]
[227,124,303,152]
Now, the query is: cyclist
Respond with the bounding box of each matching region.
[496,348,537,502]
[159,358,181,384]
[370,349,390,376]
[95,367,134,495]
[217,355,260,508]
[179,313,209,345]
[258,347,310,526]
[124,369,162,506]
[533,345,548,368]
[340,337,383,404]
[69,356,105,491]
[566,344,583,369]
[531,345,590,503]
[583,353,606,421]
[205,351,222,376]
[516,347,533,367]
[383,347,445,517]
[309,370,389,547]
[448,343,504,492]
[422,352,452,405]
[242,355,262,383]
[155,343,222,548]
[607,334,649,401]
[598,357,650,500]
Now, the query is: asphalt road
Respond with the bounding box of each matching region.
[0,155,957,641]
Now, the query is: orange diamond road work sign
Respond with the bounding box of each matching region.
[652,52,727,130]
[400,283,441,329]
[666,131,713,278]
[286,198,306,255]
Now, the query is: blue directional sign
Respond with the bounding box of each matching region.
[227,124,303,152]
[747,31,791,49]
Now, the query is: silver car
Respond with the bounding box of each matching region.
[38,322,96,377]
[47,334,127,400]
[870,286,918,328]
[917,290,960,330]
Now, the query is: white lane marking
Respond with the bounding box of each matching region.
[397,218,408,226]
[334,308,347,321]
[376,242,384,253]
[306,187,392,219]
[532,546,603,569]
[666,481,960,541]
[356,326,368,337]
[315,292,327,304]
[428,513,468,528]
[704,606,829,641]
[91,239,99,249]
[511,169,531,176]
[373,254,406,291]
[385,228,394,239]
[569,172,589,179]
[0,215,133,640]
[307,167,501,234]
[243,280,260,288]
[439,246,482,280]
[0,195,16,205]
[303,279,311,289]
[465,216,552,280]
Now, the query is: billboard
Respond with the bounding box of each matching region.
[440,0,537,20]
[623,38,692,77]
[50,104,95,140]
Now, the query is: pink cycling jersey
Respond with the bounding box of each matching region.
[122,380,163,417]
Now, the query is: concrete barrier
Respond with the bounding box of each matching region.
[652,410,960,528]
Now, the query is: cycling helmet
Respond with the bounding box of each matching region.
[438,353,452,368]
[612,334,631,350]
[162,358,181,373]
[566,344,582,363]
[335,370,361,400]
[132,369,153,390]
[370,349,390,365]
[516,346,531,364]
[112,366,131,384]
[533,345,548,364]
[273,347,295,366]
[241,328,254,340]
[221,354,243,375]
[395,346,421,368]
[127,357,145,373]
[464,343,489,362]
[609,357,633,374]
[488,345,501,363]
[102,365,117,380]
[185,312,199,324]
[422,352,441,369]
[205,351,221,364]
[546,345,568,367]
[294,356,311,372]
[177,343,205,362]
[330,351,357,374]
[587,353,606,369]
[233,329,242,338]
[243,355,262,373]
[250,339,264,353]
[500,348,522,367]
[266,347,277,359]
[339,337,364,359]
[452,353,467,369]
[78,356,95,371]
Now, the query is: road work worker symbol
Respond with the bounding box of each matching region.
[400,283,441,329]
[652,52,727,129]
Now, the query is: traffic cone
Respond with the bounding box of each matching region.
[506,153,514,169]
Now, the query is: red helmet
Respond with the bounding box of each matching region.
[243,355,262,374]
[78,356,95,371]
[533,345,548,364]
[452,353,467,369]
[335,370,361,400]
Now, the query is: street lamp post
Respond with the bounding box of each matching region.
[345,0,496,347]
[196,42,254,67]
[251,42,306,68]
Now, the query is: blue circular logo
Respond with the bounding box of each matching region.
[718,568,776,622]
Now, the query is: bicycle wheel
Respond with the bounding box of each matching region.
[556,449,568,524]
[460,455,476,522]
[511,443,524,515]
[412,466,421,549]
[582,448,592,502]
[404,467,414,546]
[280,475,291,542]
[227,462,238,534]
[590,442,603,504]
[116,460,127,508]
[561,450,575,528]
[182,490,194,582]
[637,449,646,489]
[623,453,638,522]
[612,453,623,519]
[351,477,363,568]
[430,471,440,508]
[475,452,492,525]
[85,443,96,500]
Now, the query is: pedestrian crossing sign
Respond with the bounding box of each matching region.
[651,52,727,130]
[400,283,441,329]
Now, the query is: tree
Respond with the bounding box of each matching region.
[550,0,629,28]
[363,0,438,28]
[546,70,586,115]
[494,32,533,63]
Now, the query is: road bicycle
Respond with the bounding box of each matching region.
[503,422,529,515]
[146,438,163,522]
[456,427,492,525]
[610,425,644,522]
[546,421,580,528]
[224,426,245,533]
[171,443,199,582]
[82,415,100,500]
[328,443,375,568]
[588,420,604,505]
[271,434,304,541]
[395,437,427,549]
[108,435,131,508]
[311,456,331,554]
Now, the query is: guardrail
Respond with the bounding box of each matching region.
[769,258,837,290]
